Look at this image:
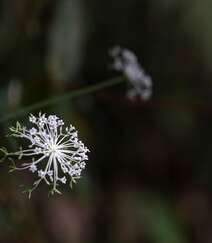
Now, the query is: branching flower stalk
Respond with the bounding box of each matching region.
[2,113,89,198]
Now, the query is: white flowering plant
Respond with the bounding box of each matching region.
[0,46,152,199]
[1,112,89,198]
[109,46,153,100]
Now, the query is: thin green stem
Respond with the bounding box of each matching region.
[0,147,18,163]
[0,76,125,123]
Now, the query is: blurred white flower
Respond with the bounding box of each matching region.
[9,112,89,197]
[109,46,153,100]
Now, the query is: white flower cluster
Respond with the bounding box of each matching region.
[109,46,153,100]
[9,113,89,196]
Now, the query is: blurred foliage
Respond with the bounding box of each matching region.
[46,0,87,84]
[0,0,212,243]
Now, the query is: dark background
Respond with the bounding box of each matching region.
[0,0,212,243]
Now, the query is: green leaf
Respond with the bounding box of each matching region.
[138,194,186,243]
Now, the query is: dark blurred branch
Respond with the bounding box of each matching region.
[0,0,52,61]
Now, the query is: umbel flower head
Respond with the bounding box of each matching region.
[109,46,153,100]
[8,113,89,197]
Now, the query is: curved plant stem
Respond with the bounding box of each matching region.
[0,76,125,123]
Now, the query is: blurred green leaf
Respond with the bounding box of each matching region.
[139,194,186,243]
[47,0,87,82]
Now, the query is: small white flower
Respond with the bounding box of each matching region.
[58,119,64,126]
[38,170,46,178]
[29,164,37,173]
[47,170,53,177]
[33,136,40,143]
[38,114,47,127]
[29,127,37,135]
[34,147,42,154]
[29,115,37,123]
[69,168,76,176]
[75,169,82,177]
[109,46,153,100]
[80,162,86,169]
[9,112,89,196]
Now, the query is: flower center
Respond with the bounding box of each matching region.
[49,144,59,154]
